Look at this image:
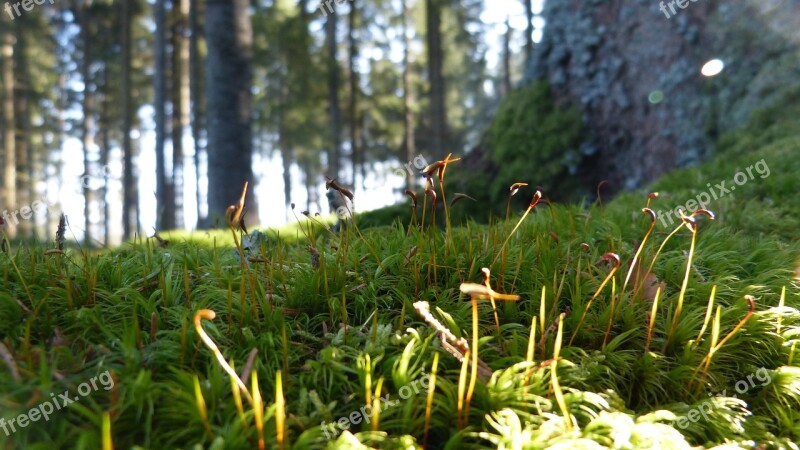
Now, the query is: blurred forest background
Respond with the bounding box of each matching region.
[0,0,798,246]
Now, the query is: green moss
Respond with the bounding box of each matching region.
[487,82,584,201]
[440,82,585,223]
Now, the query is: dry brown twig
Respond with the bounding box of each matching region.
[413,301,492,382]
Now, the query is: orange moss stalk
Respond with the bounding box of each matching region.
[405,189,418,233]
[490,190,544,269]
[644,287,662,353]
[690,295,756,390]
[457,349,470,429]
[692,285,717,349]
[194,309,254,404]
[460,270,520,423]
[665,209,715,351]
[569,253,621,346]
[622,206,657,298]
[421,152,461,250]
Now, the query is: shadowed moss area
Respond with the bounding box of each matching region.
[1,97,799,449]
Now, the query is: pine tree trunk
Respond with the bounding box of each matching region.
[205,0,257,226]
[503,17,512,96]
[190,0,206,229]
[348,0,360,188]
[100,99,110,247]
[524,0,533,68]
[402,0,416,189]
[172,0,190,229]
[80,1,93,245]
[425,0,446,158]
[326,9,341,180]
[281,144,292,215]
[121,0,136,240]
[154,0,171,231]
[1,20,15,237]
[14,17,32,237]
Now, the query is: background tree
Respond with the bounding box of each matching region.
[1,16,16,237]
[402,0,416,189]
[172,0,189,229]
[326,3,342,181]
[425,0,446,159]
[205,0,256,225]
[154,0,170,231]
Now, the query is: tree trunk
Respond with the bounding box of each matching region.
[190,0,206,229]
[80,1,93,246]
[154,0,171,231]
[326,9,341,180]
[524,0,533,68]
[205,0,257,226]
[425,0,446,158]
[1,20,15,237]
[172,0,190,229]
[121,0,136,240]
[280,143,292,213]
[348,0,360,188]
[13,17,32,238]
[502,16,512,96]
[402,0,416,189]
[100,94,110,247]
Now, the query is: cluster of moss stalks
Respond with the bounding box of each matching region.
[1,98,800,449]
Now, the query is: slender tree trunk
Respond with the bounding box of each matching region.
[51,2,68,235]
[280,145,292,216]
[80,1,93,245]
[172,0,189,229]
[133,131,141,234]
[524,0,534,68]
[14,17,32,237]
[278,66,292,217]
[1,20,15,237]
[190,0,206,229]
[205,0,257,226]
[325,9,341,180]
[425,0,446,158]
[502,16,512,96]
[154,0,171,230]
[348,0,360,188]
[121,0,136,240]
[100,94,110,247]
[54,71,65,235]
[402,0,416,189]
